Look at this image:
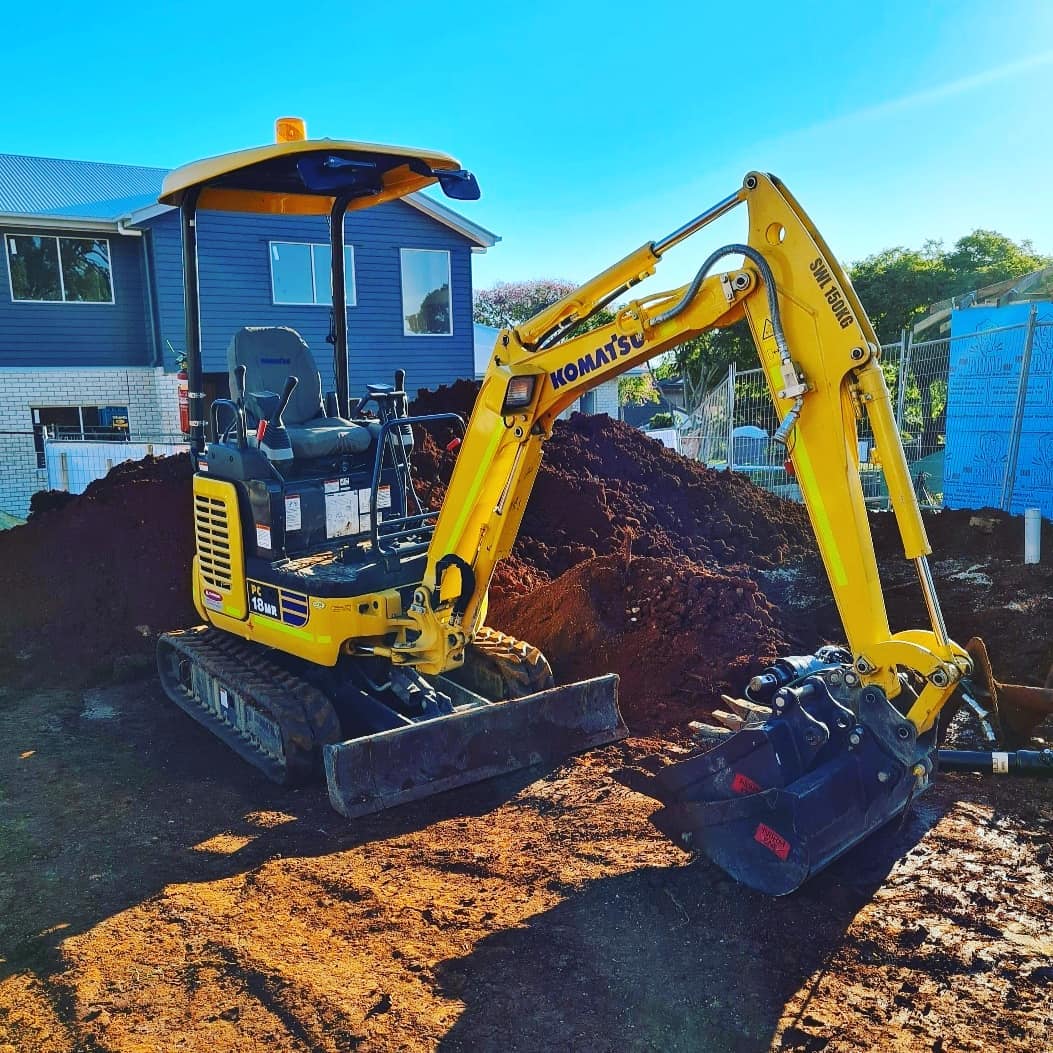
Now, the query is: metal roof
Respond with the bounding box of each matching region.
[0,153,167,220]
[0,151,498,247]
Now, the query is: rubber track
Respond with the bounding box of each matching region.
[463,626,556,700]
[157,626,342,786]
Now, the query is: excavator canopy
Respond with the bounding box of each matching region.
[159,137,480,215]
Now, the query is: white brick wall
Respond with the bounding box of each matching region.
[0,367,184,517]
[558,378,621,421]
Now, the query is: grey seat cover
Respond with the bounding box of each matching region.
[227,326,371,457]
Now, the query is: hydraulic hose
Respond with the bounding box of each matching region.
[651,244,790,361]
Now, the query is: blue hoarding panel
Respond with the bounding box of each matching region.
[943,303,1053,517]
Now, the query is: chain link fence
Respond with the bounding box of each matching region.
[43,433,188,495]
[680,309,1051,513]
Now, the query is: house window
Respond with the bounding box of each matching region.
[400,248,452,336]
[6,234,114,303]
[270,242,356,306]
[32,405,129,468]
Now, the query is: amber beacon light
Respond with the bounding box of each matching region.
[275,116,307,142]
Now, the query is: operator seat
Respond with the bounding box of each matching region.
[227,326,372,459]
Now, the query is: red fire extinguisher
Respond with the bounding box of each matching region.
[177,356,190,435]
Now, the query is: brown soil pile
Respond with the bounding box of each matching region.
[413,412,814,580]
[0,456,196,683]
[408,377,482,423]
[500,554,785,733]
[870,505,1053,563]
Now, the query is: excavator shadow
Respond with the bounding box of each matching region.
[0,677,565,988]
[432,800,944,1053]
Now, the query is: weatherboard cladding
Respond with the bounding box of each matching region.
[144,199,474,393]
[0,153,167,219]
[0,227,153,368]
[0,150,485,389]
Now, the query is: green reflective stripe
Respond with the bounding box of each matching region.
[256,619,314,641]
[793,437,848,588]
[447,423,506,550]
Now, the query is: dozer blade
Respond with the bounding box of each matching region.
[325,674,625,818]
[960,637,1053,747]
[649,674,932,896]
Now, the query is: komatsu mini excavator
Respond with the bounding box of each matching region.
[158,121,1051,895]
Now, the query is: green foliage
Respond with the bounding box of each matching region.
[652,323,756,395]
[648,411,673,429]
[849,230,1050,343]
[618,373,659,406]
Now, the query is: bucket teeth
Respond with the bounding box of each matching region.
[712,709,747,731]
[720,694,773,721]
[649,673,930,895]
[688,720,736,744]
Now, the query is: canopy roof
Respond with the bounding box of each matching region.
[159,138,479,215]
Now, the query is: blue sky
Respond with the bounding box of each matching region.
[8,1,1053,292]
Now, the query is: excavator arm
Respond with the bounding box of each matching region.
[394,171,969,737]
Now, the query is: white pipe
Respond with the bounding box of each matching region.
[1025,508,1042,564]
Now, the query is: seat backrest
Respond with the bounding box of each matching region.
[227,326,324,426]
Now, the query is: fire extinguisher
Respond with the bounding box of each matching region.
[177,355,189,436]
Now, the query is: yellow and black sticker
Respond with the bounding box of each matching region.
[247,580,310,628]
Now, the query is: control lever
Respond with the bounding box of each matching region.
[256,375,298,463]
[394,369,408,418]
[270,375,299,429]
[232,364,248,447]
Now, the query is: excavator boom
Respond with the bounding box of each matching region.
[378,172,980,893]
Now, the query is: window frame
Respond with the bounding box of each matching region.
[268,240,357,307]
[5,233,116,305]
[31,404,130,468]
[400,247,453,337]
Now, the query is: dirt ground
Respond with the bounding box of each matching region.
[1,667,1050,1052]
[1,406,1051,1050]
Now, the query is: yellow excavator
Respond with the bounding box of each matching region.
[158,121,1052,895]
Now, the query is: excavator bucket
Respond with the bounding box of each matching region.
[954,637,1053,747]
[325,674,625,818]
[647,658,934,896]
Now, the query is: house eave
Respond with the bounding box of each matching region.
[125,194,500,250]
[0,212,122,233]
[404,192,499,249]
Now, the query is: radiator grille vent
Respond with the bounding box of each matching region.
[195,494,232,590]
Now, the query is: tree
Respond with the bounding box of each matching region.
[618,373,659,407]
[473,277,618,350]
[474,279,573,327]
[849,231,1050,345]
[943,230,1048,294]
[848,244,946,343]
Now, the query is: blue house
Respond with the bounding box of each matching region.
[0,150,497,516]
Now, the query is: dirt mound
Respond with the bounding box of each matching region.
[0,455,196,683]
[414,412,814,583]
[871,505,1053,562]
[409,378,481,423]
[490,554,785,734]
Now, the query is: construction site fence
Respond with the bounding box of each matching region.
[43,433,189,495]
[679,312,1053,513]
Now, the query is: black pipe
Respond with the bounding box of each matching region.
[180,188,205,456]
[938,749,1053,777]
[330,193,354,417]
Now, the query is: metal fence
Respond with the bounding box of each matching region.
[44,433,188,494]
[679,310,1050,512]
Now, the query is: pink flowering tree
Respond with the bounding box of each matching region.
[474,279,658,407]
[473,279,597,328]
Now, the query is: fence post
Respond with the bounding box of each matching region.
[726,362,736,471]
[895,327,911,435]
[1000,304,1039,511]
